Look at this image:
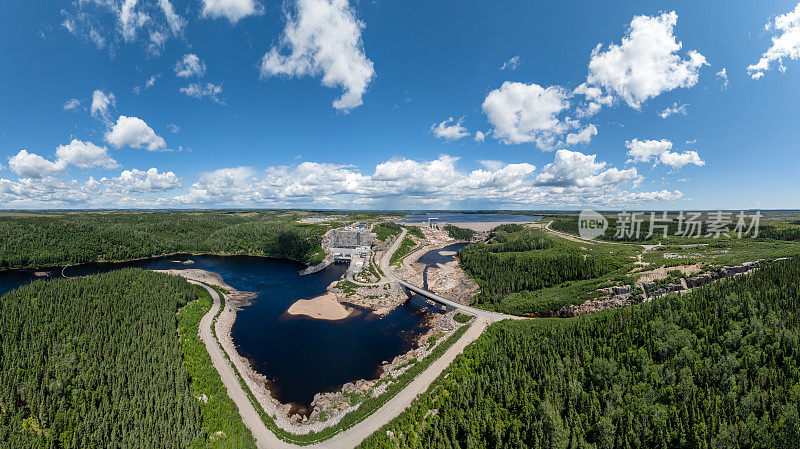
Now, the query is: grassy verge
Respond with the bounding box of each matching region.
[390,237,419,267]
[181,284,257,449]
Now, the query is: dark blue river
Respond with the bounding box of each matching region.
[0,255,432,410]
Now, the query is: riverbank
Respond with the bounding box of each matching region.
[161,266,461,437]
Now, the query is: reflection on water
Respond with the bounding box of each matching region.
[0,254,432,409]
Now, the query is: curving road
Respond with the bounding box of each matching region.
[189,255,493,448]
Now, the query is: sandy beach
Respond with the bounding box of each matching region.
[286,292,357,320]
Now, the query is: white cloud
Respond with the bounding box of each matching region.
[175,54,207,78]
[748,3,800,79]
[565,124,597,145]
[659,102,688,119]
[474,131,486,142]
[105,115,168,152]
[8,150,66,178]
[168,123,180,133]
[55,140,119,170]
[625,138,705,169]
[500,55,520,71]
[90,90,115,121]
[159,0,185,35]
[107,168,180,192]
[260,0,375,111]
[8,140,119,178]
[626,138,673,163]
[179,82,223,103]
[0,153,684,208]
[716,68,729,89]
[659,150,705,169]
[133,75,159,95]
[535,149,640,188]
[582,11,706,109]
[482,81,589,150]
[119,0,150,41]
[201,0,262,23]
[431,117,469,141]
[63,98,81,111]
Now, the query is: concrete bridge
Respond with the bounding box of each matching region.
[380,227,520,322]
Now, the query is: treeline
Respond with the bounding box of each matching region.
[759,225,800,241]
[549,214,797,243]
[459,232,624,313]
[0,212,327,269]
[359,257,800,448]
[443,225,475,241]
[373,222,402,241]
[0,270,205,448]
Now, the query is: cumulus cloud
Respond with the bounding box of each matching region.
[535,149,640,188]
[106,168,180,192]
[748,3,800,79]
[500,55,520,71]
[565,124,598,145]
[90,90,115,121]
[431,117,469,141]
[474,131,486,142]
[63,98,81,111]
[626,138,673,163]
[179,82,223,103]
[175,54,206,78]
[581,11,706,110]
[173,152,668,208]
[7,140,117,178]
[0,152,683,208]
[201,0,262,23]
[625,138,705,169]
[659,102,688,119]
[260,0,375,111]
[482,81,589,150]
[104,115,168,152]
[8,150,66,178]
[55,140,119,170]
[659,150,705,169]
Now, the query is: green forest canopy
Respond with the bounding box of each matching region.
[0,269,211,448]
[0,211,331,269]
[359,257,800,449]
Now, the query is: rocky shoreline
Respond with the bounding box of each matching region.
[159,266,462,434]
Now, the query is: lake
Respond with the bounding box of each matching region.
[401,212,541,223]
[0,255,432,411]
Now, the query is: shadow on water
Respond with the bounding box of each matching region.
[0,254,435,413]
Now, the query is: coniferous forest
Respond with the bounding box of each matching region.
[0,212,328,269]
[0,270,209,448]
[359,257,800,448]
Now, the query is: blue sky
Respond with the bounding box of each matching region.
[0,0,799,209]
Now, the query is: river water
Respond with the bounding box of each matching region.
[0,254,432,410]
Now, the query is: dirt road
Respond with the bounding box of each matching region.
[189,278,490,449]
